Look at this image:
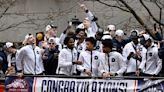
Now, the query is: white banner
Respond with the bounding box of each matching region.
[33,77,137,92]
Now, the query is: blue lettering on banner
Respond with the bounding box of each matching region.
[70,81,75,92]
[84,81,89,92]
[59,80,64,92]
[92,81,97,92]
[52,80,58,92]
[119,82,127,92]
[47,80,52,92]
[101,81,128,92]
[64,81,69,92]
[81,81,84,92]
[40,79,129,92]
[76,81,81,92]
[41,80,46,92]
[98,82,103,92]
[102,81,107,92]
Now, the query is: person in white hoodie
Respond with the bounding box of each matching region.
[79,3,98,38]
[56,36,83,76]
[100,39,126,79]
[138,34,162,77]
[77,37,101,77]
[122,30,144,76]
[16,34,44,77]
[59,3,98,46]
[74,29,87,57]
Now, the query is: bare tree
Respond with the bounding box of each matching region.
[96,0,164,38]
[0,0,16,19]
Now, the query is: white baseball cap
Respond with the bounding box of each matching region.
[46,24,57,31]
[48,37,56,44]
[142,34,151,40]
[103,31,110,35]
[130,29,139,38]
[5,42,13,48]
[102,35,112,40]
[107,25,116,31]
[115,29,124,36]
[76,23,85,29]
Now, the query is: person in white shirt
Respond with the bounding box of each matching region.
[77,37,101,77]
[74,29,87,57]
[79,4,98,38]
[44,24,59,43]
[106,24,116,38]
[5,42,19,68]
[56,36,83,76]
[4,42,19,75]
[44,24,62,50]
[139,34,162,77]
[122,30,143,76]
[100,39,126,79]
[16,34,44,77]
[112,29,131,54]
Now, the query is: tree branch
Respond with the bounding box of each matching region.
[158,0,164,8]
[0,19,32,32]
[139,0,164,26]
[0,0,16,19]
[97,0,130,12]
[0,6,9,19]
[118,0,155,37]
[154,0,163,37]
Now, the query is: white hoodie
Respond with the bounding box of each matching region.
[16,45,44,75]
[56,48,78,75]
[77,50,101,77]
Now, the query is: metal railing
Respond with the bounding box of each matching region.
[4,74,164,80]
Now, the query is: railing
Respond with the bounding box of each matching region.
[4,74,164,79]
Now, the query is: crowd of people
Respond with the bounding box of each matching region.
[0,4,164,79]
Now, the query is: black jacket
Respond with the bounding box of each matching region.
[43,46,59,75]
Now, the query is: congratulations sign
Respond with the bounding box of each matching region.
[5,76,164,92]
[33,77,136,92]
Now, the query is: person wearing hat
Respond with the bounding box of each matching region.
[102,31,112,40]
[138,34,162,77]
[44,24,60,47]
[16,34,44,77]
[122,30,145,76]
[107,24,116,38]
[44,24,57,41]
[42,37,60,75]
[112,29,131,53]
[79,3,98,38]
[4,42,19,75]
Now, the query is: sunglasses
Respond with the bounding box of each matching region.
[48,43,55,45]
